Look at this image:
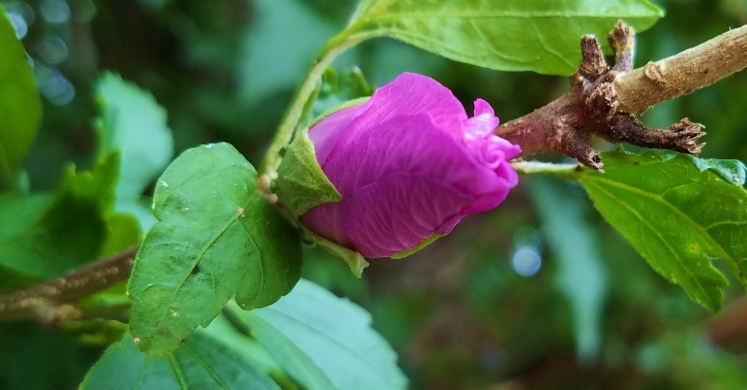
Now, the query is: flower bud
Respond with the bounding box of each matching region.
[302,73,521,258]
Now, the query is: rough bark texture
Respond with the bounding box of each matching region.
[616,23,747,113]
[0,247,137,325]
[497,21,747,170]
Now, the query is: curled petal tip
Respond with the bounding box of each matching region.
[299,72,521,259]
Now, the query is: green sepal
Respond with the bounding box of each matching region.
[301,225,369,278]
[275,131,343,217]
[391,234,444,259]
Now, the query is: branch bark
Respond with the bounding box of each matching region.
[498,22,747,169]
[0,247,138,325]
[616,24,747,113]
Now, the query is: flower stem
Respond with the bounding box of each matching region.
[258,31,371,178]
[511,161,580,179]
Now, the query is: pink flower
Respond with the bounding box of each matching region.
[302,73,521,258]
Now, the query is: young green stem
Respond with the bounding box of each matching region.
[258,32,372,178]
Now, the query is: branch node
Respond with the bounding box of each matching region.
[600,113,706,155]
[579,35,608,79]
[643,62,666,84]
[609,20,636,72]
[496,21,715,169]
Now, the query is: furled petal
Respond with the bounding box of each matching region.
[344,172,474,257]
[317,73,469,166]
[304,113,515,258]
[463,98,499,140]
[308,103,369,166]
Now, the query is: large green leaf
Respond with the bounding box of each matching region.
[347,0,663,75]
[128,143,303,357]
[80,332,281,390]
[236,279,408,390]
[550,151,747,313]
[0,3,43,188]
[0,152,132,281]
[94,72,174,231]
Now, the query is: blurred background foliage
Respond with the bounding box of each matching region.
[2,0,747,388]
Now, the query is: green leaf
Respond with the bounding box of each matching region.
[529,178,607,362]
[100,213,142,257]
[0,152,123,280]
[0,3,43,188]
[94,71,174,230]
[128,142,303,356]
[550,151,747,313]
[275,131,342,216]
[80,333,281,390]
[238,279,408,390]
[202,314,284,376]
[347,0,663,75]
[301,225,369,277]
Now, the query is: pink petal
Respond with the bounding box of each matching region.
[308,103,369,166]
[304,113,516,258]
[320,73,469,164]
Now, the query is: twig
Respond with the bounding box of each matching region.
[499,21,746,169]
[616,24,747,113]
[0,247,138,325]
[511,161,579,177]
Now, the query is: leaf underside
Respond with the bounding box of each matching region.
[239,279,408,390]
[80,333,281,390]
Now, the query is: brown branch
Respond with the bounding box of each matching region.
[0,247,138,325]
[616,23,747,113]
[498,21,746,169]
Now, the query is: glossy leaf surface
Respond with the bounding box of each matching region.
[348,0,663,75]
[128,143,302,356]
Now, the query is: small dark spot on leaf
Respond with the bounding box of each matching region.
[191,265,200,275]
[633,161,640,165]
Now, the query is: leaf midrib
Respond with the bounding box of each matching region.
[365,12,658,20]
[583,174,743,282]
[261,307,400,387]
[180,343,229,390]
[168,354,189,389]
[152,182,260,330]
[251,315,334,390]
[584,180,716,307]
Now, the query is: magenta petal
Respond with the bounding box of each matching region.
[322,73,469,159]
[345,172,474,258]
[308,103,370,165]
[301,72,522,259]
[307,113,515,258]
